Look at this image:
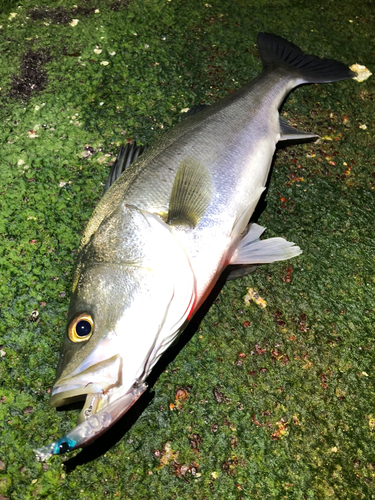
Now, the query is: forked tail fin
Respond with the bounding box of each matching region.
[257,32,356,83]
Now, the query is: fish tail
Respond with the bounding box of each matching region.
[257,32,356,83]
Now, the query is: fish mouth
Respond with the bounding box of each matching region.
[35,379,148,462]
[50,354,122,424]
[35,352,149,462]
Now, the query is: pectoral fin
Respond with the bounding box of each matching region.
[230,223,302,265]
[167,158,212,228]
[279,118,319,142]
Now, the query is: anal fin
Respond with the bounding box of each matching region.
[279,118,319,142]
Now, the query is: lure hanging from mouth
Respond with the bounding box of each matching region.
[35,32,358,461]
[35,383,148,461]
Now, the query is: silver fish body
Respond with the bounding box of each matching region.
[35,33,356,460]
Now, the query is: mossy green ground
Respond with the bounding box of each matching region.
[0,0,374,498]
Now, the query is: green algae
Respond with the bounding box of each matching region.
[0,0,374,498]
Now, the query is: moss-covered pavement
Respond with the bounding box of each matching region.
[0,0,374,498]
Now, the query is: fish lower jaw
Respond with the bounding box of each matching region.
[50,378,145,427]
[34,381,148,461]
[50,384,120,426]
[77,383,134,424]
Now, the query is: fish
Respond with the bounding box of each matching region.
[34,33,356,461]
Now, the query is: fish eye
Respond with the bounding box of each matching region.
[68,313,94,343]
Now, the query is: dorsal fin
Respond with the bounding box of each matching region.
[103,142,148,194]
[167,158,212,228]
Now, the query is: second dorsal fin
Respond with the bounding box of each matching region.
[180,104,208,120]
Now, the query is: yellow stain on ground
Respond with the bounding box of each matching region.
[159,442,179,468]
[244,288,267,309]
[271,420,289,440]
[368,416,375,432]
[350,63,372,82]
